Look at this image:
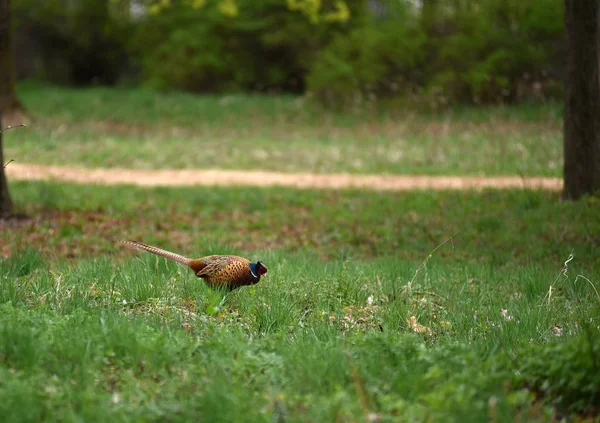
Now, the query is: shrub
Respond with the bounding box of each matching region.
[305,2,426,108]
[133,0,362,93]
[306,0,564,106]
[429,0,564,103]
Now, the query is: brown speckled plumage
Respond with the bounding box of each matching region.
[121,240,266,290]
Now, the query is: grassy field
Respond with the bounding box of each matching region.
[1,180,599,421]
[1,85,599,421]
[6,83,563,176]
[2,181,599,269]
[0,244,598,422]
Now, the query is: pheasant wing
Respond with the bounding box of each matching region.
[195,257,231,278]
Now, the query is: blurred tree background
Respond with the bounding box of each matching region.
[11,0,564,107]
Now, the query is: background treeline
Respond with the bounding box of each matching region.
[12,0,564,106]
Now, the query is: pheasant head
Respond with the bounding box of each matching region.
[249,261,268,278]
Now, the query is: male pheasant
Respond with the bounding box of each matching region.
[121,240,267,290]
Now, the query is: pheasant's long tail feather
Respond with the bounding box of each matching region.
[120,240,191,266]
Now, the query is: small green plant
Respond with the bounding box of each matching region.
[515,326,600,416]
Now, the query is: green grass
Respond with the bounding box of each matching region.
[5,83,563,176]
[0,243,598,421]
[3,181,599,269]
[1,85,598,421]
[1,181,598,419]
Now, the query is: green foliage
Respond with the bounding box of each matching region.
[307,0,564,105]
[12,0,132,84]
[429,0,564,103]
[306,2,426,106]
[287,0,352,23]
[134,2,237,92]
[133,0,348,92]
[12,0,564,103]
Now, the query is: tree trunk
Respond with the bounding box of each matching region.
[0,110,13,217]
[0,0,26,127]
[563,0,600,199]
[0,0,14,216]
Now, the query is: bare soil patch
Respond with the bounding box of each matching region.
[6,163,562,191]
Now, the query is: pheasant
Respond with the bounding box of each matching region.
[121,240,267,290]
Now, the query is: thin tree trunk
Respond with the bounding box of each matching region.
[0,0,26,126]
[0,110,13,217]
[563,0,600,199]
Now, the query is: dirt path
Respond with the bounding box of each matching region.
[6,163,562,191]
